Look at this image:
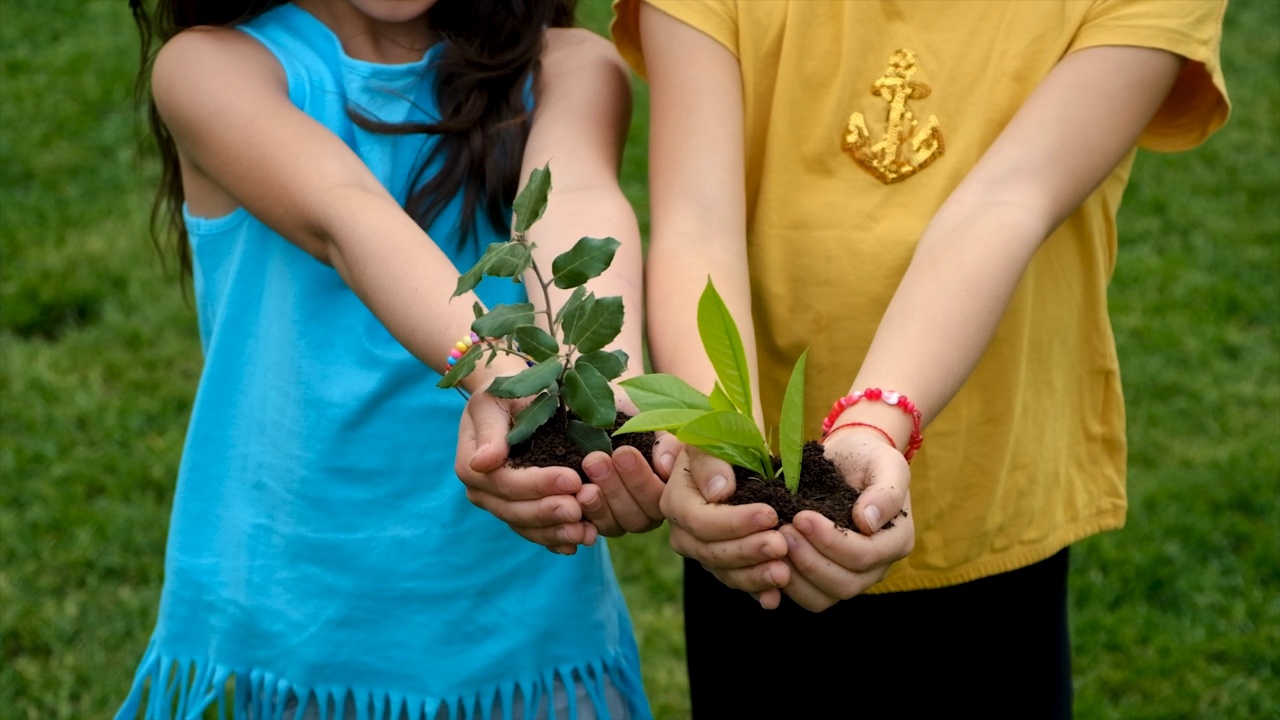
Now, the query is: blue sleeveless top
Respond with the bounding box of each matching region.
[117,5,650,719]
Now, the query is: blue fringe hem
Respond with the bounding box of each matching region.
[115,639,652,720]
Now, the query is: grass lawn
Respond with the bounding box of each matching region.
[1,1,1275,718]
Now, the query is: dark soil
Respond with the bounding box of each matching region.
[725,440,902,533]
[508,411,657,484]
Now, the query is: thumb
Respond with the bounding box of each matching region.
[687,446,737,502]
[468,396,513,473]
[651,431,683,481]
[849,454,910,534]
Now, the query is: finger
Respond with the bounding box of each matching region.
[465,395,519,473]
[465,487,583,530]
[703,558,790,595]
[660,449,779,542]
[461,462,582,503]
[651,432,683,480]
[779,564,840,613]
[778,522,867,604]
[577,482,622,537]
[853,474,911,535]
[611,445,666,524]
[823,438,911,535]
[753,588,783,610]
[582,451,652,535]
[515,519,592,550]
[668,523,787,571]
[687,447,738,502]
[787,510,914,596]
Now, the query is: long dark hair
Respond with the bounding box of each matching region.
[130,0,577,277]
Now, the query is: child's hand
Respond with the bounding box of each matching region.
[660,446,791,609]
[455,391,596,555]
[578,445,666,537]
[778,431,915,611]
[576,396,680,537]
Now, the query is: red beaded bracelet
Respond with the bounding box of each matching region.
[821,388,924,462]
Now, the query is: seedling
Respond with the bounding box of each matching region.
[438,165,628,455]
[614,279,809,493]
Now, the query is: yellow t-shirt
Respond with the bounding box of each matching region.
[614,0,1229,592]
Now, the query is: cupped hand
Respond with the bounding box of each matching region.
[455,390,596,555]
[778,428,915,611]
[576,395,681,537]
[660,446,790,609]
[578,443,667,537]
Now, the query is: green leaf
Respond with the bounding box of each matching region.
[779,349,808,494]
[618,374,712,412]
[506,392,557,446]
[562,294,624,354]
[483,242,534,279]
[697,279,753,420]
[708,383,735,412]
[436,343,483,389]
[677,411,767,458]
[683,440,770,480]
[471,302,535,338]
[513,325,559,363]
[486,359,563,399]
[613,408,707,436]
[552,236,621,289]
[512,164,552,235]
[472,301,484,320]
[564,364,616,428]
[576,349,628,381]
[553,286,588,330]
[453,244,496,297]
[567,420,613,455]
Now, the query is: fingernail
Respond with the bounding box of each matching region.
[764,568,779,587]
[583,458,608,480]
[657,452,674,477]
[706,475,728,500]
[556,474,578,494]
[864,505,882,530]
[616,451,637,471]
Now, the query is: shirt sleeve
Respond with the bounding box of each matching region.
[610,0,739,79]
[1070,0,1230,151]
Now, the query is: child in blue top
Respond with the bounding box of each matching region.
[119,1,659,718]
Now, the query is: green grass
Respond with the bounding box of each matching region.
[1,2,1275,719]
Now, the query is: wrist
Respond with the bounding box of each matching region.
[821,388,924,462]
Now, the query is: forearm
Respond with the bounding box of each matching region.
[319,186,528,393]
[834,45,1185,447]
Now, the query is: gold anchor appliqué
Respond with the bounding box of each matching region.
[844,49,944,184]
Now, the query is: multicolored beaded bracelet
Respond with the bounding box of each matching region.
[821,388,924,462]
[446,332,480,367]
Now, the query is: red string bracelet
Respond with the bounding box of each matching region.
[821,388,924,462]
[824,421,897,449]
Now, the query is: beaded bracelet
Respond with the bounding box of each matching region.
[446,332,480,367]
[821,388,924,462]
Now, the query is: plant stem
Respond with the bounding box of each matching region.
[528,260,557,337]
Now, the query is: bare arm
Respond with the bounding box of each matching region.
[787,45,1187,611]
[151,27,527,391]
[642,5,792,608]
[458,29,664,547]
[832,45,1187,448]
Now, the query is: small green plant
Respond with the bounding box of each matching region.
[437,164,629,455]
[614,279,809,493]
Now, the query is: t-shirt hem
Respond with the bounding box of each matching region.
[864,511,1127,594]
